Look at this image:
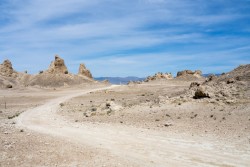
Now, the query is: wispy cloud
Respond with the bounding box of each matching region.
[0,0,249,76]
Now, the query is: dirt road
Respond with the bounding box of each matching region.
[16,85,250,167]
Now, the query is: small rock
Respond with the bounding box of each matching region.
[164,123,173,127]
[227,78,235,84]
[91,107,97,112]
[226,100,235,104]
[194,86,210,99]
[189,82,200,89]
[107,109,113,116]
[165,114,171,117]
[6,84,13,88]
[84,111,93,117]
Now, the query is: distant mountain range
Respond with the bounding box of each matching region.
[94,76,145,84]
[203,74,221,77]
[95,74,221,85]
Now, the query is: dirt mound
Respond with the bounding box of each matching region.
[78,64,93,79]
[29,73,93,87]
[176,70,203,80]
[0,77,16,89]
[218,64,250,82]
[46,55,68,74]
[145,72,173,82]
[183,64,250,103]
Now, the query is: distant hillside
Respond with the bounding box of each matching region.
[95,74,222,84]
[203,74,221,77]
[95,77,145,84]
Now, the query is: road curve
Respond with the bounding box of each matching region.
[16,85,250,167]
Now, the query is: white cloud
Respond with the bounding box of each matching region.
[0,0,249,76]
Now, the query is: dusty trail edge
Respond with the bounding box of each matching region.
[16,85,250,167]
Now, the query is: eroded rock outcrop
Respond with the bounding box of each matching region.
[0,60,16,77]
[0,55,97,88]
[78,64,93,79]
[145,72,173,82]
[46,55,68,74]
[0,59,32,89]
[29,55,95,87]
[193,86,210,99]
[177,70,202,78]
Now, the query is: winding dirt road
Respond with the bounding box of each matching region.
[16,86,250,167]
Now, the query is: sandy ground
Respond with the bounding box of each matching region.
[1,80,250,166]
[1,85,135,167]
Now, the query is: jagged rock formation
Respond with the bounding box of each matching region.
[46,55,68,74]
[145,72,173,82]
[0,60,17,77]
[176,70,202,79]
[78,64,93,79]
[0,59,18,88]
[0,55,98,89]
[29,55,95,87]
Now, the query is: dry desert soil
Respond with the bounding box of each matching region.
[1,78,250,167]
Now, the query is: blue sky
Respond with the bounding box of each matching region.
[0,0,249,77]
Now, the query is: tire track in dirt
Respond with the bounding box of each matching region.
[16,85,250,167]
